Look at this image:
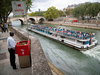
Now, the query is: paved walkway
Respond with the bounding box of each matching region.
[0,32,56,75]
[58,21,100,26]
[0,32,32,75]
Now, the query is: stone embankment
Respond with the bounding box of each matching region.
[43,21,100,30]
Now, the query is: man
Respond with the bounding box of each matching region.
[0,23,5,33]
[4,22,8,32]
[7,32,18,69]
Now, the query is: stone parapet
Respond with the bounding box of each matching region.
[43,21,100,30]
[0,27,2,32]
[11,26,53,75]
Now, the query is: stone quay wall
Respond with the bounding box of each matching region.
[0,27,2,32]
[11,26,53,75]
[43,21,100,30]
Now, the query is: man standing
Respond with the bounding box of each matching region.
[7,32,18,69]
[0,23,5,33]
[4,22,8,32]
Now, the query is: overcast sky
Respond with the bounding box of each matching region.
[9,0,100,16]
[30,0,100,12]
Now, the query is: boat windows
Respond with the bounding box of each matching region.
[83,41,89,45]
[61,36,65,38]
[77,40,83,45]
[65,37,75,42]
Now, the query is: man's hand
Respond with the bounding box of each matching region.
[8,48,11,50]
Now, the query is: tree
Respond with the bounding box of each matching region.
[72,7,80,18]
[85,2,93,18]
[28,12,38,16]
[72,2,100,21]
[65,8,73,16]
[59,10,66,17]
[85,2,100,17]
[28,11,45,16]
[37,11,45,16]
[72,4,86,20]
[0,0,32,23]
[43,6,59,20]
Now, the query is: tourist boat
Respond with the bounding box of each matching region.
[27,24,98,51]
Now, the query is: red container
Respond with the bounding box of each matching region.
[15,42,18,54]
[15,40,29,56]
[72,20,77,22]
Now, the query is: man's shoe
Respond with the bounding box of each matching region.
[13,67,19,70]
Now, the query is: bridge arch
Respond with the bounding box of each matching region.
[29,18,35,24]
[48,19,53,21]
[18,19,24,25]
[39,18,44,23]
[12,19,24,25]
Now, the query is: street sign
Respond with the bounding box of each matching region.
[12,1,26,15]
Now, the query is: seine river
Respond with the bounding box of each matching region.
[15,23,100,75]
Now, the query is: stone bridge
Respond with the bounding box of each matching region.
[7,16,46,25]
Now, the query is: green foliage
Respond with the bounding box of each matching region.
[25,0,33,12]
[72,2,100,19]
[43,6,59,20]
[28,12,38,16]
[65,8,73,15]
[0,0,32,23]
[27,11,45,16]
[72,4,86,19]
[13,15,25,17]
[59,10,63,17]
[72,7,80,18]
[85,2,100,17]
[37,11,45,16]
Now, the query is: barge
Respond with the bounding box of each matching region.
[27,24,98,51]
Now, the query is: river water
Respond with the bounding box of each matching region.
[15,23,100,75]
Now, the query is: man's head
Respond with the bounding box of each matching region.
[9,32,14,37]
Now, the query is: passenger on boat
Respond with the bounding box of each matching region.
[89,38,91,45]
[76,33,78,38]
[31,24,95,40]
[67,32,71,36]
[65,29,67,33]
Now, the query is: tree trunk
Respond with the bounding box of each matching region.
[3,16,8,23]
[0,14,2,23]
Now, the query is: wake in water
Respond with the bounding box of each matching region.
[81,45,100,61]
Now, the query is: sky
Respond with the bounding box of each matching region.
[9,0,100,16]
[30,0,100,12]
